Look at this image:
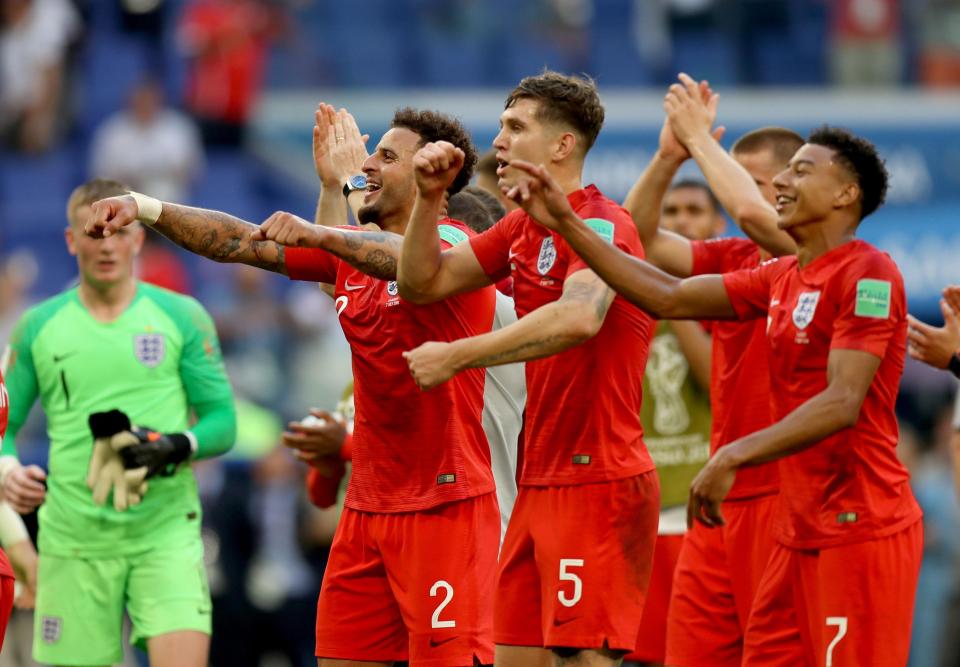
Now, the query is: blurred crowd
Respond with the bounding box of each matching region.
[1,1,959,666]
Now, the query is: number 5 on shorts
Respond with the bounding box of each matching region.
[825,616,847,667]
[558,559,584,608]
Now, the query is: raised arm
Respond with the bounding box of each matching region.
[397,142,494,303]
[666,73,795,258]
[688,348,882,527]
[87,196,289,273]
[507,160,735,321]
[404,268,614,389]
[623,80,723,277]
[312,104,369,227]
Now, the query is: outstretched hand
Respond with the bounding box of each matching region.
[907,293,960,370]
[500,160,576,231]
[664,72,725,149]
[414,141,464,200]
[85,196,140,238]
[313,103,369,187]
[252,211,326,247]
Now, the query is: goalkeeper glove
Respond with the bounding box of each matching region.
[113,428,193,479]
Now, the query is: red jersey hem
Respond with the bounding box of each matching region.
[776,510,922,550]
[344,485,497,514]
[519,461,655,487]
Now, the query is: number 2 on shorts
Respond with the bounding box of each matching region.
[430,580,456,629]
[558,559,584,608]
[825,616,848,667]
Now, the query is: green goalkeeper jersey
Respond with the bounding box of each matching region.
[2,282,236,558]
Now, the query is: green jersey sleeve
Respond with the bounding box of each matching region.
[149,288,236,459]
[2,309,42,456]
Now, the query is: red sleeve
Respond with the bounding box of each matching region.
[722,258,785,320]
[469,213,517,283]
[285,246,340,284]
[830,253,905,358]
[565,201,642,277]
[339,432,353,462]
[691,237,758,276]
[305,458,347,509]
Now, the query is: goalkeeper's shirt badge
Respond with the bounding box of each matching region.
[41,616,62,644]
[134,333,166,367]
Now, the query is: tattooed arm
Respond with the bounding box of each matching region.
[403,269,615,389]
[86,196,288,273]
[254,211,401,280]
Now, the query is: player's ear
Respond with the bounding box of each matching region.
[834,181,860,211]
[553,131,577,162]
[64,226,78,257]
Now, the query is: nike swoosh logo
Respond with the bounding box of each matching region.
[553,616,579,627]
[344,281,365,291]
[429,636,458,648]
[53,352,78,363]
[508,251,520,260]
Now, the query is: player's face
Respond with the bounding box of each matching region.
[733,148,784,207]
[66,204,144,288]
[660,187,725,241]
[492,98,559,191]
[358,127,421,227]
[773,143,855,230]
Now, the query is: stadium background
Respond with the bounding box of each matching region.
[0,1,958,665]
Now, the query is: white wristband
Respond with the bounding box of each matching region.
[127,191,163,226]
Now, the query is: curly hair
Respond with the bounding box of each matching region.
[807,125,889,220]
[505,71,605,155]
[391,107,478,195]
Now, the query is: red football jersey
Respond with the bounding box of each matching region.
[0,372,13,580]
[470,185,656,486]
[722,239,921,549]
[691,237,779,499]
[286,220,496,513]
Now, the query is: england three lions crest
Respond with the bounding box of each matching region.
[537,237,557,275]
[792,291,821,330]
[134,333,166,367]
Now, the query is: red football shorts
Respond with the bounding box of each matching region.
[666,492,779,667]
[743,518,922,667]
[627,532,684,663]
[495,471,659,652]
[314,492,499,666]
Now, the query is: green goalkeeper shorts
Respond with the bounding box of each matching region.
[33,534,211,666]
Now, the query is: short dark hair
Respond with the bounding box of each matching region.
[67,178,129,226]
[731,126,805,168]
[807,125,889,220]
[668,178,721,213]
[463,185,505,223]
[505,71,604,155]
[391,107,478,195]
[448,190,497,234]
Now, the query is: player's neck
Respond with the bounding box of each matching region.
[552,164,583,196]
[794,221,857,268]
[78,278,138,323]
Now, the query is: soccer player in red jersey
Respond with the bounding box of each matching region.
[87,109,500,667]
[621,76,804,667]
[512,125,922,667]
[0,373,20,649]
[398,72,659,667]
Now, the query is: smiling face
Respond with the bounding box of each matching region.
[66,204,144,289]
[492,97,566,191]
[772,143,860,231]
[357,127,422,228]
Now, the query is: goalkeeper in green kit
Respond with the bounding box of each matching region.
[0,179,236,667]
